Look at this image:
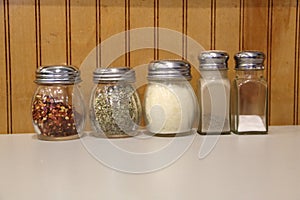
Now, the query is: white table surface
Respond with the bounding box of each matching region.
[0,126,300,200]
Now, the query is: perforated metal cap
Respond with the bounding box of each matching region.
[93,67,136,83]
[147,60,192,80]
[234,51,265,70]
[35,65,81,84]
[199,50,229,70]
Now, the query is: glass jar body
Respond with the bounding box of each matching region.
[31,84,85,140]
[90,81,142,138]
[231,70,268,134]
[198,70,230,135]
[144,79,198,135]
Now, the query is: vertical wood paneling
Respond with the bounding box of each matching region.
[215,0,240,80]
[9,0,36,133]
[129,0,154,67]
[187,0,211,94]
[1,1,300,133]
[129,0,155,127]
[270,0,297,125]
[296,0,300,125]
[100,0,126,67]
[243,0,269,52]
[0,0,8,133]
[158,0,183,60]
[40,0,67,65]
[4,0,11,134]
[70,0,96,67]
[187,0,211,51]
[243,0,270,81]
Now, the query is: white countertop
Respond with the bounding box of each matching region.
[0,126,300,200]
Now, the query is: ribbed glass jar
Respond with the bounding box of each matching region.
[90,67,142,138]
[231,51,268,134]
[144,60,198,136]
[198,51,231,135]
[31,65,85,141]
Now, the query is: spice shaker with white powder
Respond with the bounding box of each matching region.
[198,51,230,135]
[231,51,268,134]
[144,60,198,136]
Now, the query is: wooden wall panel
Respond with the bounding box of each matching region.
[215,0,240,80]
[9,0,36,133]
[70,0,96,67]
[129,0,154,67]
[1,0,300,133]
[129,0,155,119]
[0,0,8,133]
[40,0,67,65]
[243,0,269,52]
[100,0,126,67]
[270,0,297,125]
[296,1,300,125]
[187,0,211,94]
[158,0,183,60]
[243,0,270,83]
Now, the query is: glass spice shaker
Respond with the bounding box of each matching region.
[31,65,85,141]
[231,51,268,134]
[198,51,231,135]
[144,60,198,136]
[90,67,142,138]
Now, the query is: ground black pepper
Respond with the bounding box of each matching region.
[32,94,78,137]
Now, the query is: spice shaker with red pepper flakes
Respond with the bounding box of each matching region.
[31,65,85,141]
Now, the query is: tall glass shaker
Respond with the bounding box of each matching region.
[144,60,198,136]
[31,65,85,141]
[231,51,268,134]
[90,67,142,138]
[198,51,231,135]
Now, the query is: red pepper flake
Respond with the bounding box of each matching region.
[32,94,79,137]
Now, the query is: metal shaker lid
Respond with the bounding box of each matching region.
[199,50,229,70]
[93,67,136,83]
[234,51,265,70]
[147,60,192,80]
[35,65,81,84]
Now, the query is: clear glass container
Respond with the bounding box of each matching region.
[231,51,268,134]
[198,51,230,135]
[144,60,198,136]
[31,65,85,141]
[90,67,142,138]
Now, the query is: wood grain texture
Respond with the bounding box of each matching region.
[158,0,183,60]
[9,0,36,133]
[129,0,154,67]
[1,0,300,134]
[70,0,96,67]
[243,0,269,77]
[0,0,8,133]
[270,0,297,125]
[100,0,126,67]
[215,0,240,81]
[40,0,67,65]
[296,0,300,125]
[187,0,211,96]
[129,0,155,122]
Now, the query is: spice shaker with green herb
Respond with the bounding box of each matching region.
[90,67,142,138]
[31,65,85,141]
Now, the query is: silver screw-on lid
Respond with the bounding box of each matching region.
[35,65,81,84]
[147,60,192,80]
[199,50,229,70]
[93,67,136,83]
[234,51,265,70]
